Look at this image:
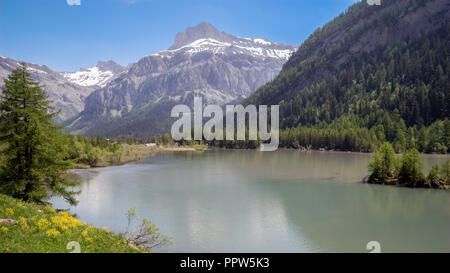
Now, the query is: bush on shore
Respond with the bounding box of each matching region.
[367,142,449,189]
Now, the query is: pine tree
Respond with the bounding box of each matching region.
[0,63,79,205]
[368,142,399,184]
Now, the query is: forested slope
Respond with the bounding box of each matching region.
[246,0,449,153]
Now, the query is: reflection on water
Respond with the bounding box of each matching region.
[52,150,450,252]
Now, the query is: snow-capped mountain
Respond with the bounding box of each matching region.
[66,22,297,137]
[0,57,125,122]
[155,30,294,61]
[154,37,293,60]
[167,22,294,58]
[0,56,96,123]
[62,60,125,88]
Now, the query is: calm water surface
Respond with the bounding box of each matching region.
[52,150,450,252]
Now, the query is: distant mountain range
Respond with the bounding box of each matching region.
[65,22,296,137]
[0,57,125,122]
[1,22,296,136]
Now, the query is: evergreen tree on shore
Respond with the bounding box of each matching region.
[367,143,449,189]
[398,148,425,187]
[0,63,79,205]
[368,142,399,184]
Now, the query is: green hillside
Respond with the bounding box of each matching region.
[0,193,143,253]
[246,0,449,153]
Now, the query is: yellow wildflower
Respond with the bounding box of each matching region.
[61,225,70,233]
[37,218,50,230]
[102,226,109,232]
[50,212,81,232]
[5,208,14,215]
[81,228,89,237]
[19,217,29,230]
[1,226,8,232]
[45,205,56,213]
[45,228,61,237]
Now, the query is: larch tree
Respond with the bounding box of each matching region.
[0,63,79,205]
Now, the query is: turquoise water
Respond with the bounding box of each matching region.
[52,150,450,252]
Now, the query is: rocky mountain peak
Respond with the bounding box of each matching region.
[157,23,296,62]
[66,23,298,137]
[96,60,125,74]
[169,22,234,50]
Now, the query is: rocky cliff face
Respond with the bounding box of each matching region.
[66,22,297,137]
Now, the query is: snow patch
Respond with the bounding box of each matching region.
[253,38,272,45]
[153,38,294,61]
[27,67,48,74]
[62,67,114,87]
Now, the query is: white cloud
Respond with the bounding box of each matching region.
[66,0,81,6]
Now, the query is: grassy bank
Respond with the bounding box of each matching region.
[69,135,207,169]
[0,193,144,253]
[72,143,160,169]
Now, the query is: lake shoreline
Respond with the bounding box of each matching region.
[362,174,450,190]
[72,144,449,169]
[206,147,450,159]
[71,145,449,192]
[71,144,208,170]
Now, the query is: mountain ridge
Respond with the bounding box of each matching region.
[66,22,297,137]
[0,57,125,122]
[245,0,449,153]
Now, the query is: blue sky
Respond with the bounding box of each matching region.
[0,0,358,72]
